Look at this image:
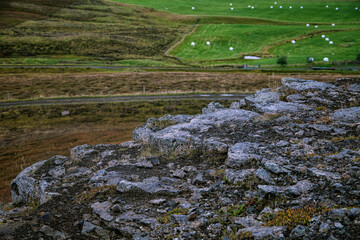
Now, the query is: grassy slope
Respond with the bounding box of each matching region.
[0,0,189,65]
[171,24,360,65]
[114,0,360,23]
[110,0,360,66]
[1,0,359,66]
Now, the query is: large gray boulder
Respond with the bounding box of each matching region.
[226,142,261,168]
[11,155,68,205]
[237,226,286,239]
[332,107,360,124]
[202,102,224,114]
[133,114,195,144]
[148,108,259,155]
[11,160,46,205]
[253,101,313,114]
[117,177,180,195]
[245,88,280,105]
[258,180,312,197]
[279,77,336,95]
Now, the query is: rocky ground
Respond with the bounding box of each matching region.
[0,77,359,240]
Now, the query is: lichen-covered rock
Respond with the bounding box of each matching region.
[117,177,180,195]
[11,156,67,205]
[148,109,259,155]
[202,101,224,114]
[279,77,336,94]
[237,226,286,239]
[253,101,313,114]
[71,144,100,162]
[226,142,261,168]
[245,88,280,105]
[258,180,312,197]
[332,107,360,124]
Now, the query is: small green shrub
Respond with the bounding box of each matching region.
[356,52,360,62]
[227,204,246,217]
[315,106,327,111]
[277,56,287,67]
[158,208,189,224]
[265,206,318,229]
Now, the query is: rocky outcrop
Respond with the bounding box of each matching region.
[1,77,359,239]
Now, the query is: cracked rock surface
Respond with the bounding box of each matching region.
[1,77,359,239]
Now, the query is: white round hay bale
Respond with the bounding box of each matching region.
[251,6,254,9]
[308,57,314,62]
[323,57,329,62]
[229,47,234,51]
[231,7,234,10]
[326,5,329,8]
[332,23,335,26]
[191,42,195,46]
[270,6,273,9]
[230,3,232,6]
[329,41,333,44]
[291,40,296,44]
[306,24,310,27]
[315,25,318,28]
[356,7,358,10]
[321,35,326,38]
[248,5,251,8]
[289,6,292,9]
[300,6,303,9]
[280,6,282,9]
[274,2,277,4]
[192,7,195,10]
[325,38,329,41]
[335,7,338,10]
[206,41,210,46]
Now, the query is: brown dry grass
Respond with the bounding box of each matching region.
[0,99,220,202]
[0,122,140,202]
[0,71,354,100]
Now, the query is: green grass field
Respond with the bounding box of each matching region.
[1,0,359,67]
[109,0,360,67]
[114,0,360,23]
[170,24,360,65]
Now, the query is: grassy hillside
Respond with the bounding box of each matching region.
[108,0,360,67]
[1,0,359,67]
[0,0,190,64]
[114,0,360,23]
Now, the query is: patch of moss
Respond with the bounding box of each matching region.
[315,106,327,111]
[265,206,320,229]
[158,208,189,224]
[74,185,117,203]
[331,135,360,142]
[147,119,177,131]
[223,227,254,240]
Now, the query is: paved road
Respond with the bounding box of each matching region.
[0,93,250,108]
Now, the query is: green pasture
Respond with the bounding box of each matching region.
[170,24,360,65]
[272,30,360,63]
[114,0,360,23]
